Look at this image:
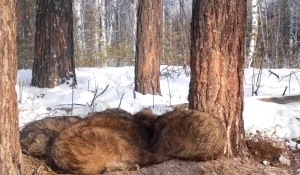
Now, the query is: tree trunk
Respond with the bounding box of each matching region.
[73,0,85,60]
[32,0,76,88]
[94,0,101,63]
[135,0,162,95]
[100,0,108,66]
[16,0,35,69]
[189,0,246,157]
[247,0,259,68]
[132,0,138,64]
[0,0,22,174]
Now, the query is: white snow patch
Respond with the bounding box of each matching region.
[263,160,269,165]
[17,67,300,142]
[279,155,291,166]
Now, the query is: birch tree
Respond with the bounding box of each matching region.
[73,0,85,59]
[247,0,259,67]
[100,0,108,66]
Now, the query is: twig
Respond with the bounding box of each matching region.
[291,71,300,87]
[71,86,75,115]
[87,78,95,92]
[89,84,109,108]
[133,90,136,99]
[32,94,36,105]
[289,74,291,94]
[19,78,21,103]
[277,70,300,95]
[166,69,172,106]
[160,65,185,79]
[118,93,125,108]
[152,94,155,109]
[282,86,287,96]
[54,103,86,107]
[252,68,256,96]
[280,69,300,80]
[160,65,170,75]
[268,70,279,79]
[89,85,99,108]
[252,68,263,96]
[19,79,24,103]
[95,84,109,99]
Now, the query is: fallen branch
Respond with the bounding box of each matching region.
[259,95,300,104]
[268,70,279,79]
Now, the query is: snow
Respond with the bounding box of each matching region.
[279,155,291,166]
[17,66,300,145]
[263,160,270,166]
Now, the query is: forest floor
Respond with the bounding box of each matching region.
[22,138,300,175]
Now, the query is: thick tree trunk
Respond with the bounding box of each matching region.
[189,0,246,157]
[135,0,162,95]
[32,0,76,88]
[0,0,22,174]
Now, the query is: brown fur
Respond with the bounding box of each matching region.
[151,109,226,161]
[133,109,157,139]
[87,108,133,120]
[20,116,81,160]
[52,115,165,175]
[133,109,157,128]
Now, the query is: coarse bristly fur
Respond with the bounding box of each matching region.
[151,109,226,161]
[86,108,133,120]
[133,108,157,139]
[51,114,165,175]
[20,116,81,161]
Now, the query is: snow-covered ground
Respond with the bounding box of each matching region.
[17,66,300,148]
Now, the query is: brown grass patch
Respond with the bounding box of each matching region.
[23,154,296,175]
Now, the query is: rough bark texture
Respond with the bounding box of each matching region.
[188,0,246,157]
[32,0,76,88]
[135,0,162,95]
[16,0,35,70]
[0,0,22,174]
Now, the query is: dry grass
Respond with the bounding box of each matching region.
[22,150,299,175]
[21,109,300,175]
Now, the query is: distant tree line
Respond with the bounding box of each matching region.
[16,0,300,69]
[246,0,300,68]
[16,0,192,69]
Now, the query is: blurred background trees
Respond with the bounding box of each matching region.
[16,0,300,69]
[16,0,192,69]
[246,0,300,68]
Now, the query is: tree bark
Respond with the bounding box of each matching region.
[189,0,246,157]
[16,0,35,69]
[32,0,76,88]
[100,0,108,66]
[247,0,259,68]
[73,0,85,60]
[135,0,162,95]
[0,0,22,174]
